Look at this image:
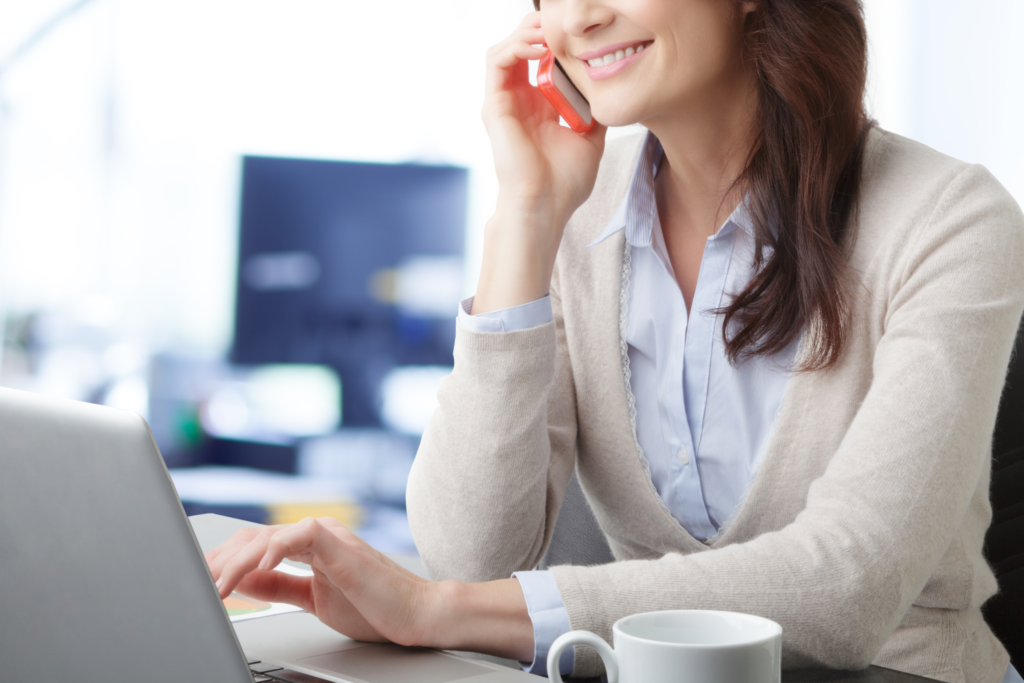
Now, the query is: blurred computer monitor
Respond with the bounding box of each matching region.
[231,155,467,427]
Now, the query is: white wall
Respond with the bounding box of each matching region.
[0,0,1021,361]
[863,0,1024,204]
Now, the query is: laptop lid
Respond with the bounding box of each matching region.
[0,387,252,682]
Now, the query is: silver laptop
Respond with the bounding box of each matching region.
[0,386,532,682]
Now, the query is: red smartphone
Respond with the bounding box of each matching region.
[537,51,594,134]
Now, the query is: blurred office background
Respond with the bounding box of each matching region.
[0,0,1021,557]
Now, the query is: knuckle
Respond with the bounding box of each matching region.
[220,561,238,580]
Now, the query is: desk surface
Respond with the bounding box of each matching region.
[189,514,941,683]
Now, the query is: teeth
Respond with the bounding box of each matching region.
[587,43,647,68]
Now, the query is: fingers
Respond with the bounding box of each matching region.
[487,27,547,69]
[212,518,351,599]
[259,518,410,598]
[583,121,609,144]
[205,527,259,574]
[209,517,420,623]
[214,527,280,597]
[232,568,314,613]
[210,518,436,648]
[485,21,548,98]
[206,526,276,582]
[259,518,352,576]
[517,10,542,30]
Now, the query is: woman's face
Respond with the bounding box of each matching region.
[539,0,756,128]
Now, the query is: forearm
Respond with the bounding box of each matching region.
[472,202,570,315]
[428,578,534,663]
[406,319,570,582]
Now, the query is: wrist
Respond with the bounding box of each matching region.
[472,212,563,315]
[430,579,533,662]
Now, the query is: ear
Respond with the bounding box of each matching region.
[738,1,757,30]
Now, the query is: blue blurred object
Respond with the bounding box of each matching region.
[203,438,298,474]
[297,429,417,506]
[231,156,468,427]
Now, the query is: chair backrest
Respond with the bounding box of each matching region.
[538,471,614,570]
[984,315,1024,671]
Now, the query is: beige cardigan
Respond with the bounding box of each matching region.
[406,129,1024,683]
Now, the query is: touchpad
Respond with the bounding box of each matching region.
[300,644,492,683]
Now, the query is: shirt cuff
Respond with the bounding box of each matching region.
[456,296,553,334]
[511,570,574,677]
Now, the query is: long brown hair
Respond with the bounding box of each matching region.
[723,0,870,371]
[533,0,871,371]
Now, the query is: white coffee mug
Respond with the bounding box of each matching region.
[546,610,782,683]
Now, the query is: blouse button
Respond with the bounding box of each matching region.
[677,448,690,466]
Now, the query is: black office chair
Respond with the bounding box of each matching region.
[985,315,1024,672]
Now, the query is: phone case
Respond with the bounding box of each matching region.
[537,51,595,134]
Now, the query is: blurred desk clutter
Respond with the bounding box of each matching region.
[1,156,469,558]
[171,429,421,556]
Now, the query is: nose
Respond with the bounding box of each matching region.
[562,0,614,37]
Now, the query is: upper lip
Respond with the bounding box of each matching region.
[576,40,651,62]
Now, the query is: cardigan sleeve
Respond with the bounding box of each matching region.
[456,296,553,334]
[549,163,1024,676]
[406,273,579,582]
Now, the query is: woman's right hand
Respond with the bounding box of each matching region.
[474,12,607,314]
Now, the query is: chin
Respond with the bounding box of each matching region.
[589,103,643,129]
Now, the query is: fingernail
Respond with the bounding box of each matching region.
[215,578,224,593]
[258,555,271,570]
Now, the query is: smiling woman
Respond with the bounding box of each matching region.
[532,0,869,371]
[207,2,1024,682]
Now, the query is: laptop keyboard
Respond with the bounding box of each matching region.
[248,656,336,683]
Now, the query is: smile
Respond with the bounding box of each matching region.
[578,40,652,81]
[583,42,650,68]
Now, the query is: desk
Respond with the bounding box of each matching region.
[189,514,941,683]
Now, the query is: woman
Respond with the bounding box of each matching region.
[206,1,1024,681]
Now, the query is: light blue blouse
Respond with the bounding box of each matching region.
[455,131,1021,683]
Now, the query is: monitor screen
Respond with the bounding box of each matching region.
[231,155,468,426]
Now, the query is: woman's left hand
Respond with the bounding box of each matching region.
[205,517,439,648]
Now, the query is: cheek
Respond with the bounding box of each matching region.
[655,0,744,78]
[662,23,743,95]
[539,7,567,57]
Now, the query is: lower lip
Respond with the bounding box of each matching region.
[582,46,649,81]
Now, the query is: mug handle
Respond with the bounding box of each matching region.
[546,630,619,683]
